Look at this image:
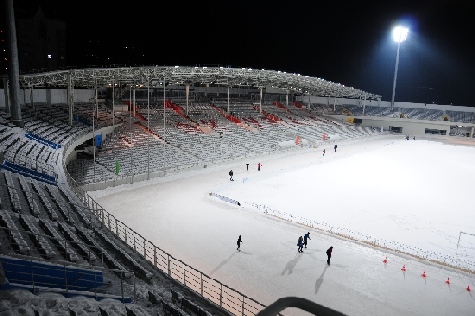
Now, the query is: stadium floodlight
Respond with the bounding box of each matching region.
[391,26,409,110]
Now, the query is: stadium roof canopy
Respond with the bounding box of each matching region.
[19,66,381,100]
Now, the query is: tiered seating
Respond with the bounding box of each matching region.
[18,214,56,259]
[1,108,230,315]
[94,228,153,280]
[75,227,132,278]
[0,210,31,255]
[445,110,475,123]
[38,218,80,262]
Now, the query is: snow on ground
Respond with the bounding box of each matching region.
[89,135,475,316]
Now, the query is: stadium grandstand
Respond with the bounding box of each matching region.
[1,66,475,315]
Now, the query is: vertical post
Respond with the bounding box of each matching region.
[143,239,146,258]
[112,80,115,178]
[67,73,71,125]
[154,246,157,267]
[129,84,134,183]
[200,272,203,296]
[120,272,124,303]
[93,77,96,188]
[147,79,150,179]
[167,254,171,276]
[29,85,34,116]
[391,40,401,111]
[259,87,262,113]
[219,283,223,307]
[362,93,367,115]
[64,262,68,294]
[133,274,136,303]
[185,83,189,115]
[4,0,23,127]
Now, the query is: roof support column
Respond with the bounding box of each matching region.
[185,83,190,116]
[147,77,151,180]
[259,87,263,113]
[68,72,74,126]
[227,85,230,113]
[362,93,367,116]
[92,77,97,190]
[28,85,35,119]
[129,84,134,184]
[4,0,23,127]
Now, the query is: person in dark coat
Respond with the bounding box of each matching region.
[237,235,242,251]
[229,170,234,181]
[323,149,325,156]
[326,246,333,265]
[303,232,311,248]
[297,236,304,253]
[258,162,262,171]
[334,144,337,152]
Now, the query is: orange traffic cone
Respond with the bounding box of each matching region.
[383,257,387,263]
[401,265,406,271]
[445,278,450,285]
[421,271,426,278]
[467,286,471,292]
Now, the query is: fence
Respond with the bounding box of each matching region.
[60,153,277,316]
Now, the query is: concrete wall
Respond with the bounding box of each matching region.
[301,95,475,113]
[328,114,475,136]
[0,88,95,107]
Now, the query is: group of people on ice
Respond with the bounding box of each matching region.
[229,163,262,181]
[297,233,333,264]
[236,232,333,265]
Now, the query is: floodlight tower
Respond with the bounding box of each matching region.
[390,26,409,110]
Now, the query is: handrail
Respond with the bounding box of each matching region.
[60,153,276,315]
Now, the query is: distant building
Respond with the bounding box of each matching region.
[0,5,66,77]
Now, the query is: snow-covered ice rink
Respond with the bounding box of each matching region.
[90,135,475,316]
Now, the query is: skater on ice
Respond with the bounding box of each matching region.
[237,235,242,251]
[304,232,311,248]
[297,236,304,253]
[326,246,333,265]
[229,170,234,181]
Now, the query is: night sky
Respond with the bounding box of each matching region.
[12,0,475,106]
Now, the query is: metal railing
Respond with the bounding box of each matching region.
[91,207,271,316]
[61,156,276,315]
